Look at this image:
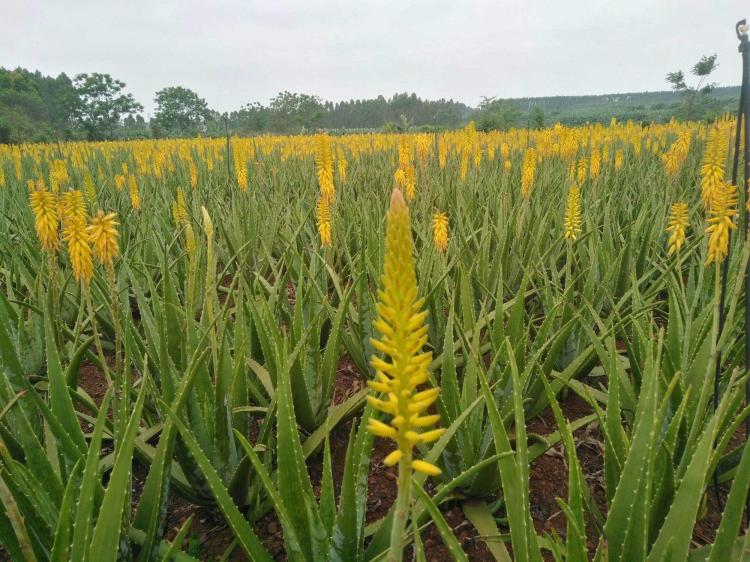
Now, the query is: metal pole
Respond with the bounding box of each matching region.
[737,16,750,531]
[711,18,748,516]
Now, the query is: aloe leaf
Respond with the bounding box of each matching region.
[412,482,470,562]
[87,373,148,562]
[166,408,273,561]
[462,499,512,562]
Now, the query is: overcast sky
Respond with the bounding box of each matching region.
[2,0,746,115]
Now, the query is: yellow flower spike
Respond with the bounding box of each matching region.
[315,195,332,247]
[367,188,444,560]
[666,202,689,256]
[315,134,335,201]
[29,189,60,252]
[62,190,86,224]
[701,123,729,209]
[563,185,582,240]
[662,131,691,178]
[404,166,416,200]
[63,216,93,285]
[589,149,601,180]
[58,190,93,284]
[172,188,188,224]
[521,148,536,198]
[394,168,407,191]
[432,211,449,252]
[337,147,348,184]
[705,182,737,265]
[88,211,120,268]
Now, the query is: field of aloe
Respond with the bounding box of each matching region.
[1,120,750,561]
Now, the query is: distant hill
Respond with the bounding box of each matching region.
[506,86,741,126]
[512,86,740,112]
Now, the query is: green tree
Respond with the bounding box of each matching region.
[666,54,721,121]
[267,91,323,133]
[152,86,210,137]
[530,106,545,129]
[0,68,79,142]
[229,102,269,134]
[0,69,45,142]
[473,97,521,131]
[72,73,143,140]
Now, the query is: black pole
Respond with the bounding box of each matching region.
[712,18,749,516]
[737,17,750,531]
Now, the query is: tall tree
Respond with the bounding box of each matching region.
[72,73,142,140]
[0,69,46,142]
[666,54,721,121]
[267,91,323,133]
[473,97,521,131]
[530,106,545,129]
[229,102,269,134]
[152,86,210,137]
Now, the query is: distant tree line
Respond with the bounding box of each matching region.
[0,56,739,143]
[0,67,472,143]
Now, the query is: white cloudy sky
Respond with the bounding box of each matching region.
[2,0,746,115]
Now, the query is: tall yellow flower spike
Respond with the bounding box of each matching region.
[432,211,449,252]
[367,189,444,477]
[705,182,737,265]
[521,147,536,199]
[662,131,691,178]
[128,175,141,210]
[64,217,93,285]
[666,202,689,255]
[172,188,188,225]
[563,185,582,240]
[589,149,601,180]
[234,146,249,192]
[700,123,729,209]
[337,147,348,184]
[315,134,335,201]
[394,168,407,192]
[62,190,86,224]
[89,210,120,268]
[29,189,59,252]
[59,190,93,284]
[315,196,332,247]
